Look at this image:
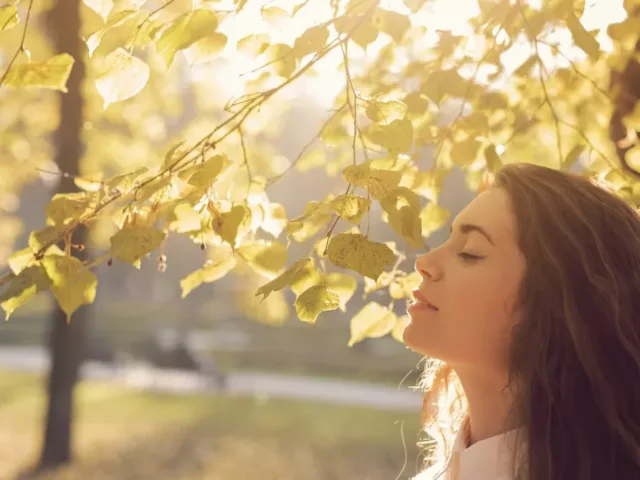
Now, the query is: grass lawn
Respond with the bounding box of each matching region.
[0,370,425,480]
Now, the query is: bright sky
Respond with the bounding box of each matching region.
[193,0,629,106]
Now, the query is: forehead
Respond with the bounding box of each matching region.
[454,188,518,243]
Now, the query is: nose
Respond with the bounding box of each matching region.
[415,248,442,282]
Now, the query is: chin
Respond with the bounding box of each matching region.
[402,320,428,355]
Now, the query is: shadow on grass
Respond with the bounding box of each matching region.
[18,420,418,480]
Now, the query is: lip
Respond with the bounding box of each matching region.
[409,290,439,312]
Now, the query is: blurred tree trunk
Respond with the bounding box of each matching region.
[38,0,88,470]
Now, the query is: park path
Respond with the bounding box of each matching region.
[0,346,421,412]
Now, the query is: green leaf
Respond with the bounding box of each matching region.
[42,255,97,320]
[348,301,396,347]
[566,12,600,59]
[236,241,287,279]
[110,225,166,266]
[365,100,408,123]
[293,25,329,58]
[420,202,450,237]
[327,233,395,281]
[1,53,75,92]
[180,256,236,298]
[0,5,19,31]
[95,48,150,107]
[268,43,297,78]
[329,195,370,223]
[322,272,357,312]
[256,257,311,300]
[156,9,219,67]
[369,118,414,155]
[451,136,482,167]
[295,285,340,324]
[0,266,51,320]
[183,33,228,66]
[371,8,410,43]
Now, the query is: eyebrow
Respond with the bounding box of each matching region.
[450,223,495,246]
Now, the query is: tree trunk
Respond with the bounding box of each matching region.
[38,0,87,470]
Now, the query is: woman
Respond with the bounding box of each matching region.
[403,163,640,480]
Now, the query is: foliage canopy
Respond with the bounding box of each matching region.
[1,0,639,347]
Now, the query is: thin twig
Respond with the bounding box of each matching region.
[516,0,563,165]
[237,126,252,196]
[558,119,618,169]
[0,0,34,86]
[536,38,613,102]
[128,0,178,53]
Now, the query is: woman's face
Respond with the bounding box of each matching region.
[403,187,526,371]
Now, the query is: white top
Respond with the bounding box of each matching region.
[416,418,523,480]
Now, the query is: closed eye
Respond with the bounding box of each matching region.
[458,252,484,262]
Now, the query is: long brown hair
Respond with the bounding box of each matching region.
[419,163,640,479]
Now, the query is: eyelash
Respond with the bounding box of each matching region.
[458,252,483,263]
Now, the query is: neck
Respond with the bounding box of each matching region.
[454,365,522,446]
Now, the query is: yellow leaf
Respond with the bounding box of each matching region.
[185,154,232,190]
[451,136,482,167]
[0,5,19,31]
[420,202,450,237]
[105,167,149,192]
[348,302,396,347]
[391,314,409,343]
[1,54,74,92]
[327,233,395,281]
[167,203,201,233]
[403,0,425,13]
[183,33,228,66]
[29,225,68,253]
[346,0,379,15]
[369,118,414,155]
[290,257,322,296]
[156,9,219,67]
[484,144,502,173]
[256,257,311,299]
[42,255,97,319]
[8,248,34,275]
[329,195,370,223]
[566,11,600,60]
[95,48,149,107]
[110,225,166,265]
[335,14,379,49]
[421,69,469,104]
[212,204,252,248]
[269,43,297,78]
[45,193,95,226]
[380,187,423,249]
[371,8,410,43]
[365,100,408,124]
[237,34,271,55]
[136,176,172,202]
[286,201,332,242]
[389,271,421,300]
[83,0,113,19]
[237,241,287,279]
[408,168,449,202]
[295,285,340,324]
[622,102,640,131]
[293,25,329,58]
[261,6,288,27]
[261,202,287,238]
[627,145,640,172]
[163,141,187,170]
[0,266,51,320]
[322,272,357,312]
[86,9,139,56]
[342,161,402,200]
[180,256,236,298]
[562,145,585,170]
[403,91,430,117]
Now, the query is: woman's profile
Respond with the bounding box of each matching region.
[404,163,640,480]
